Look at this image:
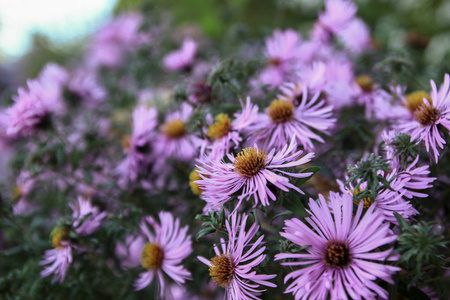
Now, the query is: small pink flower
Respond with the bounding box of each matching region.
[152,103,199,164]
[115,235,146,269]
[397,74,450,162]
[319,0,357,34]
[40,227,73,284]
[134,212,192,297]
[163,38,197,71]
[88,12,145,68]
[12,171,35,215]
[203,97,259,160]
[116,106,158,186]
[39,63,69,87]
[258,29,303,88]
[198,213,276,299]
[70,196,107,236]
[5,79,64,138]
[337,18,372,54]
[245,86,335,151]
[68,68,107,107]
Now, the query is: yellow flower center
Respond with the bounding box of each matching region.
[207,114,232,140]
[50,226,69,248]
[352,188,372,209]
[233,147,267,178]
[161,119,186,138]
[268,99,294,123]
[355,75,374,93]
[210,253,235,287]
[189,168,204,195]
[121,135,132,150]
[12,185,22,201]
[141,242,164,270]
[405,91,432,113]
[414,103,441,126]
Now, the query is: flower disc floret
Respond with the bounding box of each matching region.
[405,91,431,113]
[141,242,164,269]
[209,253,235,287]
[208,114,232,140]
[268,99,294,123]
[233,147,268,178]
[162,119,186,138]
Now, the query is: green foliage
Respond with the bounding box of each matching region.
[195,208,227,241]
[395,212,449,288]
[346,154,393,200]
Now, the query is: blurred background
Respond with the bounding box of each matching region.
[1,0,450,91]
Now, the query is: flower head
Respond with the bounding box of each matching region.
[152,103,199,164]
[204,97,259,160]
[319,0,357,34]
[196,137,314,211]
[246,86,335,151]
[69,196,107,236]
[163,38,197,71]
[134,212,192,298]
[40,226,73,284]
[5,79,64,138]
[397,74,450,162]
[275,193,400,300]
[258,29,302,88]
[116,106,158,185]
[197,213,276,299]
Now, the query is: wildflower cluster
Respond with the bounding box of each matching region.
[0,1,449,299]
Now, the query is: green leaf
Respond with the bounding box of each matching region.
[270,210,293,225]
[195,227,216,241]
[282,193,309,218]
[394,212,411,232]
[295,166,321,187]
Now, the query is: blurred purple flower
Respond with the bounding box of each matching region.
[163,38,198,71]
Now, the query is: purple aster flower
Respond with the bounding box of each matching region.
[67,68,107,107]
[39,63,69,88]
[245,86,335,151]
[40,226,73,284]
[12,171,35,215]
[337,18,372,54]
[87,12,145,68]
[115,234,146,269]
[196,137,314,211]
[163,38,198,71]
[258,29,302,88]
[319,0,357,34]
[116,106,158,186]
[203,97,259,160]
[337,168,419,224]
[5,79,64,138]
[397,74,450,162]
[134,212,192,298]
[197,213,276,299]
[152,103,199,165]
[69,196,107,236]
[275,193,400,300]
